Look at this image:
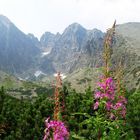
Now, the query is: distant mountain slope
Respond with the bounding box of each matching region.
[0,15,40,74]
[54,22,140,92]
[111,22,140,91]
[0,15,139,91]
[116,22,140,55]
[40,23,104,73]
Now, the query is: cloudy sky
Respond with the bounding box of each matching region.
[0,0,139,38]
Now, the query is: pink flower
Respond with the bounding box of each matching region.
[118,96,127,104]
[43,119,69,140]
[97,77,115,95]
[114,102,122,110]
[94,76,127,119]
[94,101,99,110]
[97,82,106,90]
[95,91,101,99]
[106,101,112,111]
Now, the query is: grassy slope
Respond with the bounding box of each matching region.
[0,70,53,99]
[114,23,140,91]
[64,68,102,92]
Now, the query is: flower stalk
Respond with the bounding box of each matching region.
[103,20,116,77]
[54,72,62,121]
[43,72,69,140]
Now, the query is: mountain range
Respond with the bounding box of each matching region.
[0,15,139,91]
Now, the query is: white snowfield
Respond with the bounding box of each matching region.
[41,48,52,57]
[41,51,51,57]
[34,70,46,77]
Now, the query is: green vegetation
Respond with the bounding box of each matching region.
[65,67,102,92]
[0,86,139,139]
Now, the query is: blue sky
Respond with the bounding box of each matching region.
[0,0,139,38]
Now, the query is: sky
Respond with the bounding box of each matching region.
[0,0,139,39]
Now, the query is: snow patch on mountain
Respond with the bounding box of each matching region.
[34,70,46,77]
[41,48,52,57]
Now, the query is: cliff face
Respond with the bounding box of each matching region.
[0,15,40,74]
[40,23,104,73]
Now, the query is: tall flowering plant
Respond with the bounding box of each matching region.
[103,20,116,78]
[94,76,127,120]
[94,20,127,119]
[43,72,69,140]
[92,21,127,139]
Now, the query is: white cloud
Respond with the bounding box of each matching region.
[0,0,139,38]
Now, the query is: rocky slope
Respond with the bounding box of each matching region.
[64,23,140,92]
[40,23,104,73]
[0,15,40,75]
[112,23,140,91]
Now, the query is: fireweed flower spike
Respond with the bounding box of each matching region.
[54,72,62,121]
[92,21,127,140]
[95,76,116,100]
[43,73,69,140]
[43,118,69,140]
[94,76,127,119]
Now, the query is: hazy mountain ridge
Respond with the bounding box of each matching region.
[40,23,104,73]
[0,15,139,91]
[112,23,140,91]
[0,15,40,74]
[0,15,108,77]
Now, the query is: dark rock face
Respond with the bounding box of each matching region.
[40,32,56,48]
[0,15,40,74]
[40,23,104,73]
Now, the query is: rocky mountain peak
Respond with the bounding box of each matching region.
[40,32,56,48]
[0,15,13,29]
[0,15,11,23]
[62,22,86,35]
[41,32,55,38]
[87,28,105,40]
[0,15,40,74]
